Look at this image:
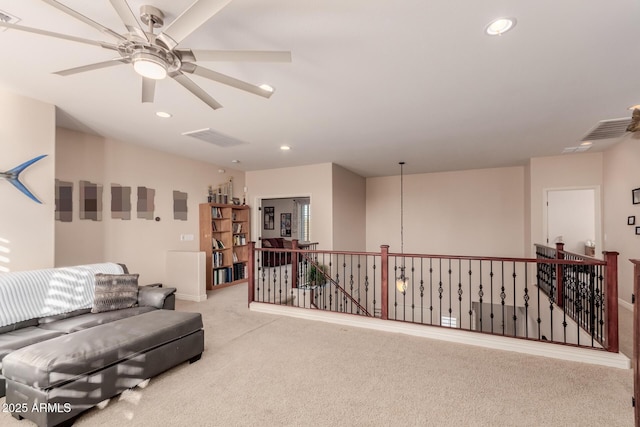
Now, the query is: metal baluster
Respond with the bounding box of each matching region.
[490,261,494,334]
[468,260,472,330]
[430,258,434,325]
[500,262,506,335]
[411,257,415,323]
[458,260,462,329]
[524,264,529,338]
[438,259,443,326]
[536,262,541,340]
[420,258,424,324]
[512,262,517,337]
[479,261,484,333]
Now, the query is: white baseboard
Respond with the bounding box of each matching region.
[175,292,208,302]
[250,302,630,370]
[619,298,633,312]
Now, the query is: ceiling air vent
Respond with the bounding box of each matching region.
[182,128,247,147]
[580,117,631,141]
[0,9,20,32]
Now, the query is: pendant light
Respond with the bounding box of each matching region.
[396,161,407,293]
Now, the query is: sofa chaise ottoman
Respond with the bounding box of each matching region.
[3,309,203,427]
[0,262,204,426]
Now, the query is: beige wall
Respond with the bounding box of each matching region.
[55,127,244,285]
[246,164,333,249]
[366,166,525,257]
[332,164,366,251]
[0,90,55,272]
[603,136,640,304]
[528,153,603,257]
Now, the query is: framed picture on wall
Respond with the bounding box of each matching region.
[264,207,274,230]
[633,188,640,205]
[280,213,291,237]
[629,216,636,226]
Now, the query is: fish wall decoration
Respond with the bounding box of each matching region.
[0,155,47,204]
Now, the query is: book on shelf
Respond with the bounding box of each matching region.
[233,223,243,233]
[233,252,238,262]
[214,239,225,249]
[211,221,217,231]
[213,252,224,268]
[211,207,223,218]
[232,234,247,246]
[213,266,233,285]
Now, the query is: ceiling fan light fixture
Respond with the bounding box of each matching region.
[485,17,517,36]
[132,51,168,80]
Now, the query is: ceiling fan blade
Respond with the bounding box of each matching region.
[182,63,274,98]
[156,0,233,49]
[53,58,129,76]
[108,0,149,41]
[0,22,118,50]
[41,0,126,41]
[182,49,292,63]
[142,78,155,103]
[171,72,223,110]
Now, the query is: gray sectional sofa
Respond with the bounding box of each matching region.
[0,263,204,427]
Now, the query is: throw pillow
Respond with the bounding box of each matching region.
[92,273,139,313]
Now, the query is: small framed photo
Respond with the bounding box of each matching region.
[633,188,640,205]
[636,226,640,235]
[629,216,636,226]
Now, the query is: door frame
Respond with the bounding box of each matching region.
[542,185,602,257]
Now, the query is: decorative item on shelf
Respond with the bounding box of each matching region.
[396,161,408,294]
[584,240,596,257]
[209,178,234,204]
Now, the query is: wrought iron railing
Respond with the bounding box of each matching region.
[248,242,619,352]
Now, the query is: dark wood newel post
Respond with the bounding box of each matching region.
[248,241,255,308]
[555,242,564,308]
[603,251,619,353]
[630,259,640,427]
[381,245,389,320]
[292,239,299,289]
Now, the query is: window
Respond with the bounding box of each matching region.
[297,199,310,241]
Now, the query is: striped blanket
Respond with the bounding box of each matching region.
[0,263,125,327]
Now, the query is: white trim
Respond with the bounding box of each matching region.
[619,298,633,312]
[175,292,207,302]
[250,302,630,370]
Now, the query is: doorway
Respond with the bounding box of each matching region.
[259,197,311,242]
[545,188,600,257]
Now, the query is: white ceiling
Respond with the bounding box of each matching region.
[0,0,639,177]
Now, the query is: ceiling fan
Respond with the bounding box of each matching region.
[0,0,291,110]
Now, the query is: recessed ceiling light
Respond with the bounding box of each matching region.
[231,159,240,163]
[485,17,517,36]
[580,141,593,146]
[259,84,274,93]
[155,111,171,118]
[280,145,291,151]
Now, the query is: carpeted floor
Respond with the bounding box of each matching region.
[1,283,635,426]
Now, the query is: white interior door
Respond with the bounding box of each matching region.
[546,189,597,255]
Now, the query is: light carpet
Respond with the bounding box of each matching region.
[0,282,634,426]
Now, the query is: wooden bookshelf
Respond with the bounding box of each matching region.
[199,203,250,290]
